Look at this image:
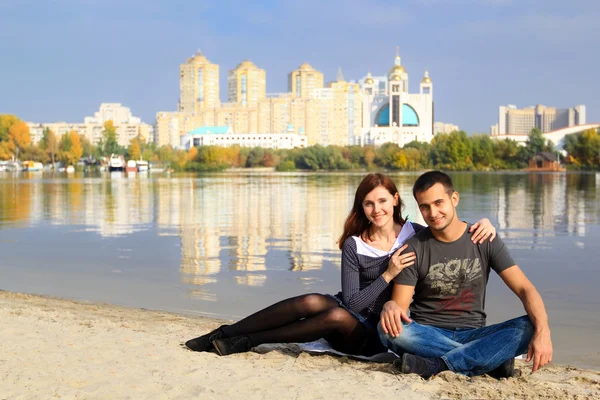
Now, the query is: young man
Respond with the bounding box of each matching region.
[378,171,552,378]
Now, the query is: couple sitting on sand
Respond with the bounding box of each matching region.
[185,171,553,379]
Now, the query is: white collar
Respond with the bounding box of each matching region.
[353,222,416,257]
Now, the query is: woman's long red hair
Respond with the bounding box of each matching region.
[338,173,407,249]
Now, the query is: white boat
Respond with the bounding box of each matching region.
[136,160,149,172]
[108,154,124,172]
[65,165,75,173]
[125,159,138,173]
[0,161,8,172]
[6,161,23,172]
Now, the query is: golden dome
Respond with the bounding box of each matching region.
[391,74,402,82]
[365,77,374,85]
[298,62,313,70]
[389,64,406,76]
[189,51,209,64]
[421,70,432,84]
[236,59,257,69]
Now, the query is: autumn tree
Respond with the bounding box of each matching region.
[128,137,141,161]
[58,130,83,166]
[8,121,31,160]
[0,114,20,143]
[0,142,14,160]
[363,146,375,168]
[187,146,198,162]
[39,128,59,168]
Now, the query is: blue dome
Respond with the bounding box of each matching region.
[402,104,419,126]
[376,105,390,126]
[375,104,419,127]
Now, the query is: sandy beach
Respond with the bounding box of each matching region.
[1,291,598,400]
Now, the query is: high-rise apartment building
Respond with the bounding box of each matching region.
[492,104,586,135]
[27,103,153,147]
[179,51,220,115]
[227,60,266,107]
[288,63,324,98]
[156,50,435,149]
[434,122,460,134]
[312,77,362,146]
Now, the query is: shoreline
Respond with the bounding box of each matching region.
[1,291,599,399]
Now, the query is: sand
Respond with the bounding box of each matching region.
[1,291,598,400]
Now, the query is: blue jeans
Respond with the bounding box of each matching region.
[378,315,533,376]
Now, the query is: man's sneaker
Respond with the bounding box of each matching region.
[488,357,515,379]
[393,353,448,379]
[212,335,253,356]
[184,325,228,352]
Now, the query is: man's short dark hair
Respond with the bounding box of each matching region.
[412,170,455,198]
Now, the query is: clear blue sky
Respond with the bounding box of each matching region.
[1,0,598,133]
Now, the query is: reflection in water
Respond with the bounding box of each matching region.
[1,171,599,367]
[0,172,598,283]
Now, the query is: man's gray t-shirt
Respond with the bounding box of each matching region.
[394,223,515,329]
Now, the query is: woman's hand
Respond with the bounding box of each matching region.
[469,218,497,244]
[382,244,416,283]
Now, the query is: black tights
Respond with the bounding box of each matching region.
[221,294,368,354]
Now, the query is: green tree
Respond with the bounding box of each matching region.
[79,134,95,160]
[564,128,600,170]
[21,145,48,163]
[39,128,59,168]
[430,131,473,170]
[376,143,401,169]
[470,135,495,169]
[494,138,526,169]
[404,140,432,169]
[524,128,554,159]
[157,145,174,163]
[99,120,122,156]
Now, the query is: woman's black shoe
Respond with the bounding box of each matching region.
[184,325,229,352]
[212,335,253,356]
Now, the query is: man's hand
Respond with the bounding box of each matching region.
[380,300,412,337]
[527,328,553,372]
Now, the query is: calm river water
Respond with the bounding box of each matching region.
[1,171,598,368]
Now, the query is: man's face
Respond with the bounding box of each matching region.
[415,183,459,232]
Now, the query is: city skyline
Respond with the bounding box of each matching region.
[0,0,598,133]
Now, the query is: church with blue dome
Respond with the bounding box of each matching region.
[359,51,434,146]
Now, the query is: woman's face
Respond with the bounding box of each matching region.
[361,185,398,229]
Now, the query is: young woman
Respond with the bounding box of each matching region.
[184,173,496,356]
